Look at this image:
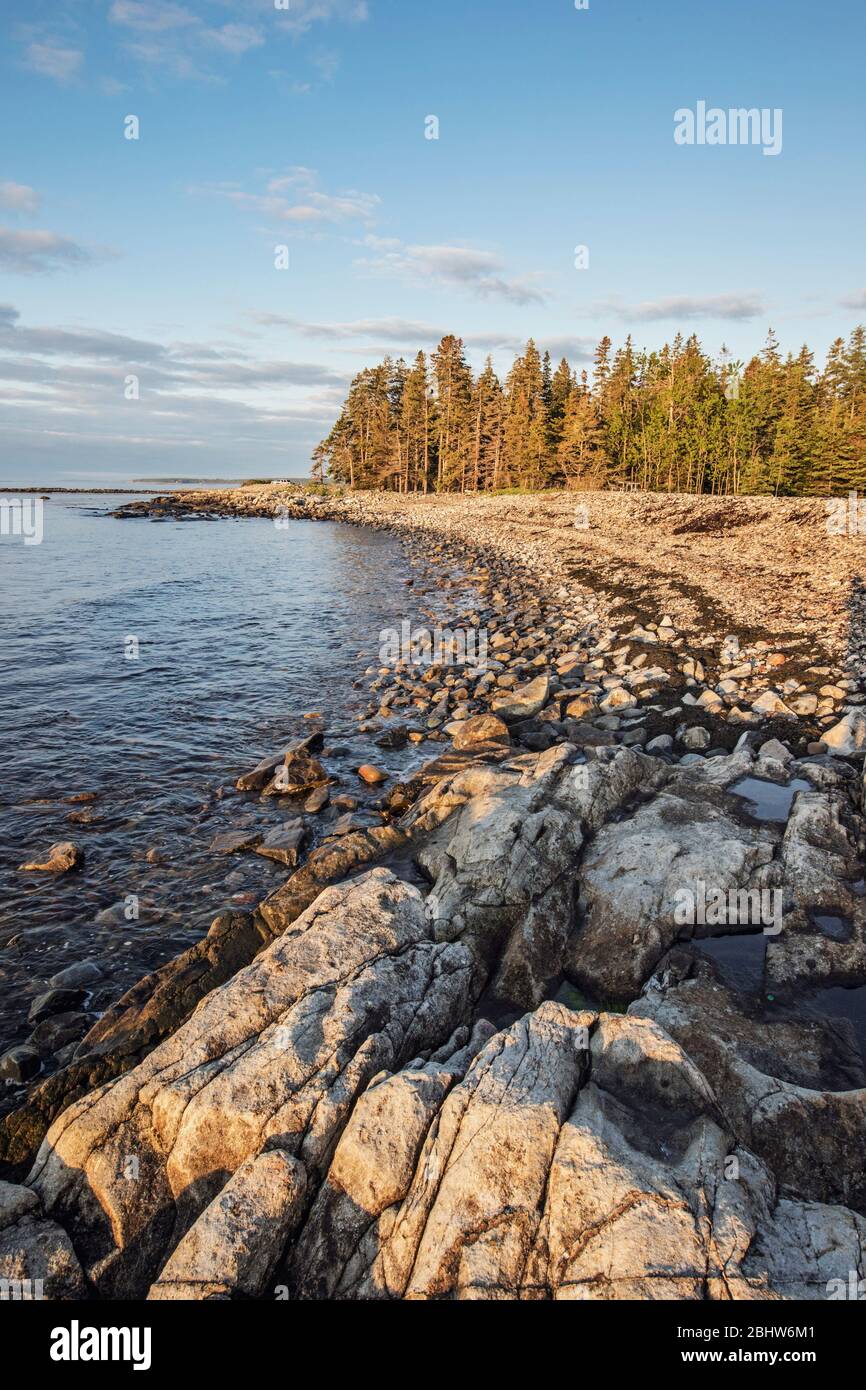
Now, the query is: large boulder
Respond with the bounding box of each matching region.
[0,909,281,1175]
[567,754,779,1002]
[407,743,663,1008]
[737,1196,866,1300]
[290,1004,866,1300]
[563,748,866,1004]
[148,1151,307,1300]
[490,675,551,723]
[263,750,329,798]
[289,1020,496,1299]
[236,733,325,794]
[27,869,474,1298]
[18,841,83,874]
[0,1180,85,1300]
[823,711,866,757]
[451,714,510,751]
[259,824,407,934]
[765,787,866,995]
[1,824,409,1176]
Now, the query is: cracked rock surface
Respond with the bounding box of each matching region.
[9,737,866,1302]
[408,742,664,1008]
[28,869,473,1298]
[291,1004,866,1301]
[632,955,866,1215]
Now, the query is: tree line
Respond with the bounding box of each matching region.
[312,328,866,496]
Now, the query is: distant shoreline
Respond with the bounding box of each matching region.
[0,486,202,495]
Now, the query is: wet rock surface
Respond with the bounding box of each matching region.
[633,956,866,1216]
[18,842,83,875]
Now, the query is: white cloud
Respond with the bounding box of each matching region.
[590,293,767,323]
[209,169,380,227]
[267,168,318,192]
[108,1,197,33]
[309,48,340,81]
[107,0,363,79]
[0,182,41,214]
[272,0,369,36]
[0,305,164,359]
[840,288,866,310]
[0,229,96,274]
[253,313,444,342]
[356,239,547,306]
[0,304,348,385]
[542,335,597,362]
[24,42,83,82]
[249,314,596,364]
[204,25,265,56]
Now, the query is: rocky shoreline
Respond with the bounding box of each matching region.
[2,486,865,1302]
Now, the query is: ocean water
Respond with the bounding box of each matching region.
[0,494,434,1077]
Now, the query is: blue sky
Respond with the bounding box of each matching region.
[1,0,864,483]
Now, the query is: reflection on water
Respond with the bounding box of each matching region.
[728,775,811,823]
[0,497,433,1077]
[803,985,866,1064]
[694,932,768,994]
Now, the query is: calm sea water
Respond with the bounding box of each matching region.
[0,495,433,1077]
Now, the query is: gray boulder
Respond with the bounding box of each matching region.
[28,869,473,1299]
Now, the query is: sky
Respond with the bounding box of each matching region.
[1,0,864,484]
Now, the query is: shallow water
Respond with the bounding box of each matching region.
[694,932,768,994]
[803,985,866,1062]
[811,913,853,943]
[0,496,440,1074]
[728,775,812,823]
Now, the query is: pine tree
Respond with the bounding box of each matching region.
[770,348,816,495]
[401,351,436,493]
[603,336,638,486]
[548,357,576,464]
[432,335,473,491]
[503,340,550,487]
[470,358,505,491]
[557,372,607,486]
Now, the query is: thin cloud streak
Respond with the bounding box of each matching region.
[354,238,547,306]
[0,228,101,274]
[23,41,84,82]
[249,313,595,361]
[205,169,381,227]
[589,292,768,323]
